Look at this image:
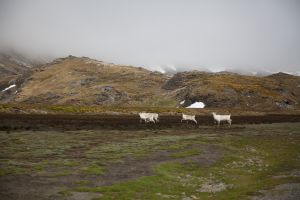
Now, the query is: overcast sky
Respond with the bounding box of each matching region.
[0,0,299,73]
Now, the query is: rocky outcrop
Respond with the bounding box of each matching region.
[95,86,130,104]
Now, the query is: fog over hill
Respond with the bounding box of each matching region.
[1,0,300,109]
[0,0,300,75]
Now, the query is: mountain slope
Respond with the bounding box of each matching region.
[14,56,170,105]
[162,71,300,109]
[2,55,299,110]
[0,52,38,102]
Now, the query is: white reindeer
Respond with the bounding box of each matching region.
[139,113,158,123]
[212,112,232,126]
[181,114,197,124]
[144,113,159,122]
[153,113,159,122]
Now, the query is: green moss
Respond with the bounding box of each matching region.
[85,135,197,162]
[160,143,189,151]
[0,123,299,199]
[43,159,79,167]
[81,164,104,175]
[170,149,201,158]
[58,189,72,197]
[0,165,25,176]
[75,180,91,185]
[52,170,73,177]
[70,125,300,199]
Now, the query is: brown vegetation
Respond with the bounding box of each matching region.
[1,55,300,110]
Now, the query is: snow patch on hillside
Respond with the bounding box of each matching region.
[186,102,205,108]
[1,84,16,92]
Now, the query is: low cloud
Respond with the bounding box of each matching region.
[0,0,299,74]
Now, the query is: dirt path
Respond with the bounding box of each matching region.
[0,113,300,131]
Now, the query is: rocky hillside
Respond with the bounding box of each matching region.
[0,53,30,77]
[0,52,39,102]
[162,71,300,109]
[13,56,169,106]
[1,55,299,110]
